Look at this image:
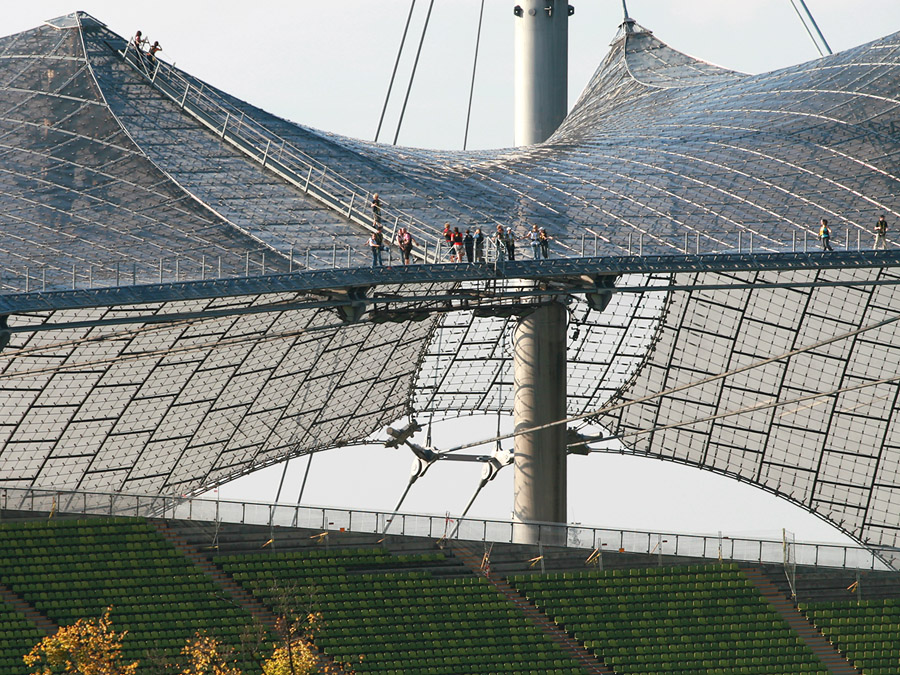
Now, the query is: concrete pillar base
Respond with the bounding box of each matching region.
[512,300,567,545]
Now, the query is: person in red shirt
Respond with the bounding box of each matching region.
[452,227,464,263]
[443,223,454,262]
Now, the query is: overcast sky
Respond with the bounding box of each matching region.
[8,1,900,546]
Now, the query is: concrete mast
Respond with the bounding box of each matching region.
[512,0,572,544]
[514,0,571,146]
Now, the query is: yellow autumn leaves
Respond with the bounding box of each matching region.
[23,608,331,675]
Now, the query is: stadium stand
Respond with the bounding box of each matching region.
[217,548,586,674]
[801,599,900,675]
[0,512,895,674]
[510,563,831,674]
[0,517,258,666]
[0,598,42,671]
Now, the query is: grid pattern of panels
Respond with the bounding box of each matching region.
[2,11,900,550]
[81,23,367,264]
[9,15,897,276]
[414,275,670,417]
[602,267,900,549]
[0,292,433,496]
[0,18,284,292]
[332,23,900,259]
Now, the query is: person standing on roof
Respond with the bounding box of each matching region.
[148,41,162,62]
[539,228,551,258]
[372,193,382,227]
[374,224,386,263]
[819,218,833,252]
[539,228,552,258]
[505,227,516,261]
[368,232,382,267]
[875,214,888,249]
[463,229,474,263]
[443,223,454,262]
[492,227,506,262]
[132,30,147,52]
[474,228,485,262]
[528,224,541,260]
[452,227,465,263]
[397,227,415,265]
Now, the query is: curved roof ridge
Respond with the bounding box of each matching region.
[77,18,296,261]
[617,18,744,90]
[551,18,744,141]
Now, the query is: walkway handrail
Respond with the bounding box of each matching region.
[4,227,897,295]
[2,486,895,571]
[4,246,900,299]
[119,43,446,264]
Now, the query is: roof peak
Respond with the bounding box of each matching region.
[613,16,652,42]
[43,11,106,31]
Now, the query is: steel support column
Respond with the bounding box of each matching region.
[512,300,567,544]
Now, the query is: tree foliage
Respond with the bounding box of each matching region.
[23,600,342,675]
[177,633,242,675]
[23,608,138,675]
[260,637,317,675]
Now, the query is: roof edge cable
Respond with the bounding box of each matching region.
[789,0,833,56]
[375,0,417,143]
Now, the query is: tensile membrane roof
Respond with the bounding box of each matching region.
[0,13,899,555]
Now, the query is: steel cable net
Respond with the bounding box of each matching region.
[599,267,900,551]
[0,13,898,551]
[0,293,431,495]
[413,276,668,416]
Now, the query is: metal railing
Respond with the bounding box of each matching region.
[117,46,896,269]
[120,43,445,264]
[0,42,888,296]
[2,228,895,295]
[2,486,895,571]
[0,244,397,294]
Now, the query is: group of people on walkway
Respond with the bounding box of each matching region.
[438,224,552,263]
[370,192,559,267]
[818,215,890,251]
[442,224,482,263]
[366,221,554,268]
[366,214,418,268]
[491,224,551,261]
[367,190,896,268]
